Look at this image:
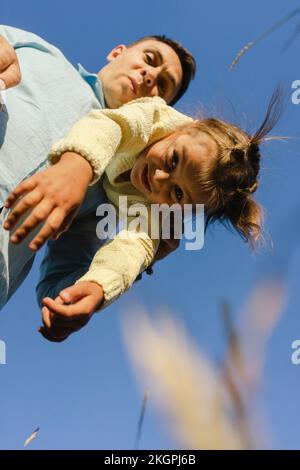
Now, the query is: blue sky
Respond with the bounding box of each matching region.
[0,0,300,450]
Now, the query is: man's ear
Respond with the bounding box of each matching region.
[106,45,127,62]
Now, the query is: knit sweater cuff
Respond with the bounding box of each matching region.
[48,143,102,186]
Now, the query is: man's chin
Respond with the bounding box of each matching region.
[104,81,139,107]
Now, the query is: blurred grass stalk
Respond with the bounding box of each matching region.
[135,391,150,450]
[220,278,287,449]
[123,277,286,450]
[230,6,300,69]
[123,308,245,450]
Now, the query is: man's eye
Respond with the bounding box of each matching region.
[174,185,183,202]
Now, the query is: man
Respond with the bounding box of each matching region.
[0,25,196,339]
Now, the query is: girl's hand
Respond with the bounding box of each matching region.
[39,281,104,342]
[3,152,93,251]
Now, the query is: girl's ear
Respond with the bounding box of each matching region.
[106,45,127,62]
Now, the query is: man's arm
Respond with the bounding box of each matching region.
[35,210,103,307]
[36,209,108,343]
[0,24,64,100]
[0,25,58,54]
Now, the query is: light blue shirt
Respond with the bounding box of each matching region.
[0,26,110,310]
[0,25,105,203]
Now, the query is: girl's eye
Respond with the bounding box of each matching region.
[145,52,155,64]
[174,185,183,202]
[171,151,179,170]
[165,151,179,173]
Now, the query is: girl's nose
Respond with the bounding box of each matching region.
[153,168,170,181]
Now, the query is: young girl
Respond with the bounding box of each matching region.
[2,91,282,342]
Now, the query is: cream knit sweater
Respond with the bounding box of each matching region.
[48,97,193,310]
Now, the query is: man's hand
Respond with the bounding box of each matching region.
[39,281,104,342]
[0,35,21,92]
[135,218,183,282]
[3,152,93,251]
[153,237,180,263]
[135,237,180,282]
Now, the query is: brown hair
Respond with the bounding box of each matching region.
[129,35,196,105]
[184,86,284,249]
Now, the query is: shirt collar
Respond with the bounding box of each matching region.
[77,63,105,108]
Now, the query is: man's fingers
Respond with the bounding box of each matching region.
[41,306,75,338]
[55,295,65,305]
[49,315,86,329]
[41,295,65,328]
[39,326,56,341]
[48,296,85,327]
[3,179,38,210]
[38,326,69,343]
[4,191,45,236]
[8,200,55,247]
[40,291,92,341]
[42,296,91,319]
[51,210,77,241]
[42,306,53,329]
[28,207,67,251]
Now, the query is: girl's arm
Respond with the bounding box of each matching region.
[3,98,192,250]
[47,96,192,184]
[39,236,180,342]
[39,231,157,342]
[75,227,160,309]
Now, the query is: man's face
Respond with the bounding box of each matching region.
[98,39,183,108]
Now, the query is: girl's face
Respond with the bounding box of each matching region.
[130,130,217,207]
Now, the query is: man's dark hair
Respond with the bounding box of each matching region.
[129,35,196,105]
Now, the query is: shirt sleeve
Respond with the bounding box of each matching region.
[0,24,57,53]
[47,96,193,185]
